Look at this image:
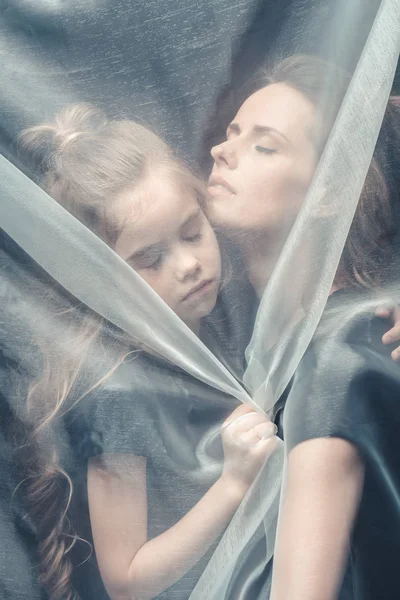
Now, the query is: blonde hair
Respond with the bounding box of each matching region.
[19,102,207,245]
[17,103,209,599]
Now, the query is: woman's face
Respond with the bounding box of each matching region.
[114,168,221,332]
[208,83,320,238]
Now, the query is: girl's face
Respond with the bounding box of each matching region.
[114,168,221,332]
[208,83,319,239]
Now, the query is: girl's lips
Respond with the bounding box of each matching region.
[182,279,216,302]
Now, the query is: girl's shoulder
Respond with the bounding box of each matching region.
[67,350,235,463]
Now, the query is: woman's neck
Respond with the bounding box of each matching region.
[240,233,286,299]
[239,230,343,300]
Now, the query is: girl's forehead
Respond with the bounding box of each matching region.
[113,175,202,259]
[114,168,199,222]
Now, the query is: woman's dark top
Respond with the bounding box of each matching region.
[284,290,400,600]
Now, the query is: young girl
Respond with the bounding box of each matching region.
[207,54,400,598]
[16,104,277,600]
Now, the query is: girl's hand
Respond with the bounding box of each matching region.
[220,404,278,494]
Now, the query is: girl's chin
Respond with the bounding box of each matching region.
[182,294,219,328]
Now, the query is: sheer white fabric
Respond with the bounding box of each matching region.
[191,1,400,596]
[0,0,399,599]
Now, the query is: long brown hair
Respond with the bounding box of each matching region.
[16,103,209,600]
[251,55,400,288]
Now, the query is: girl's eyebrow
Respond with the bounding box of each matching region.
[127,210,202,262]
[128,242,162,262]
[180,208,202,230]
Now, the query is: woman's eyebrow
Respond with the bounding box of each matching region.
[252,124,290,144]
[227,121,290,144]
[227,122,240,134]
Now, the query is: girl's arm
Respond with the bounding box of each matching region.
[270,437,365,600]
[88,404,277,600]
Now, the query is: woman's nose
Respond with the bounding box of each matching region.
[210,139,236,169]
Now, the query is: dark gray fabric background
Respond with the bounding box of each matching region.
[1,0,395,170]
[0,1,398,598]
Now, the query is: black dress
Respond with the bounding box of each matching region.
[0,240,46,600]
[67,349,243,599]
[283,290,400,600]
[66,256,256,600]
[0,403,45,600]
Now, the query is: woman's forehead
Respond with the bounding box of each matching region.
[234,83,317,144]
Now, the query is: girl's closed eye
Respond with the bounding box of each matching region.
[132,250,164,271]
[181,215,204,243]
[146,254,163,270]
[183,230,202,243]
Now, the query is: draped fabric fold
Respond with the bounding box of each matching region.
[0,0,399,599]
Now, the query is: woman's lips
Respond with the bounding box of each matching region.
[208,172,236,195]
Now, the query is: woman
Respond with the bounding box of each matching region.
[14,104,278,600]
[207,54,400,598]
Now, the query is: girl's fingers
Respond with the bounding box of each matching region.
[222,404,254,428]
[229,412,269,432]
[254,435,280,458]
[238,421,278,447]
[253,421,278,440]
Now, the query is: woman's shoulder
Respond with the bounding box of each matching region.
[284,292,400,449]
[299,289,400,379]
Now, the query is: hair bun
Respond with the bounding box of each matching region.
[17,103,107,177]
[52,103,107,147]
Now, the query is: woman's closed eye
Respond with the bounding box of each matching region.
[255,145,277,155]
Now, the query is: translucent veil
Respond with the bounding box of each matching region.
[0,1,399,599]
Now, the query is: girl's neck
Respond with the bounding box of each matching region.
[187,319,201,337]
